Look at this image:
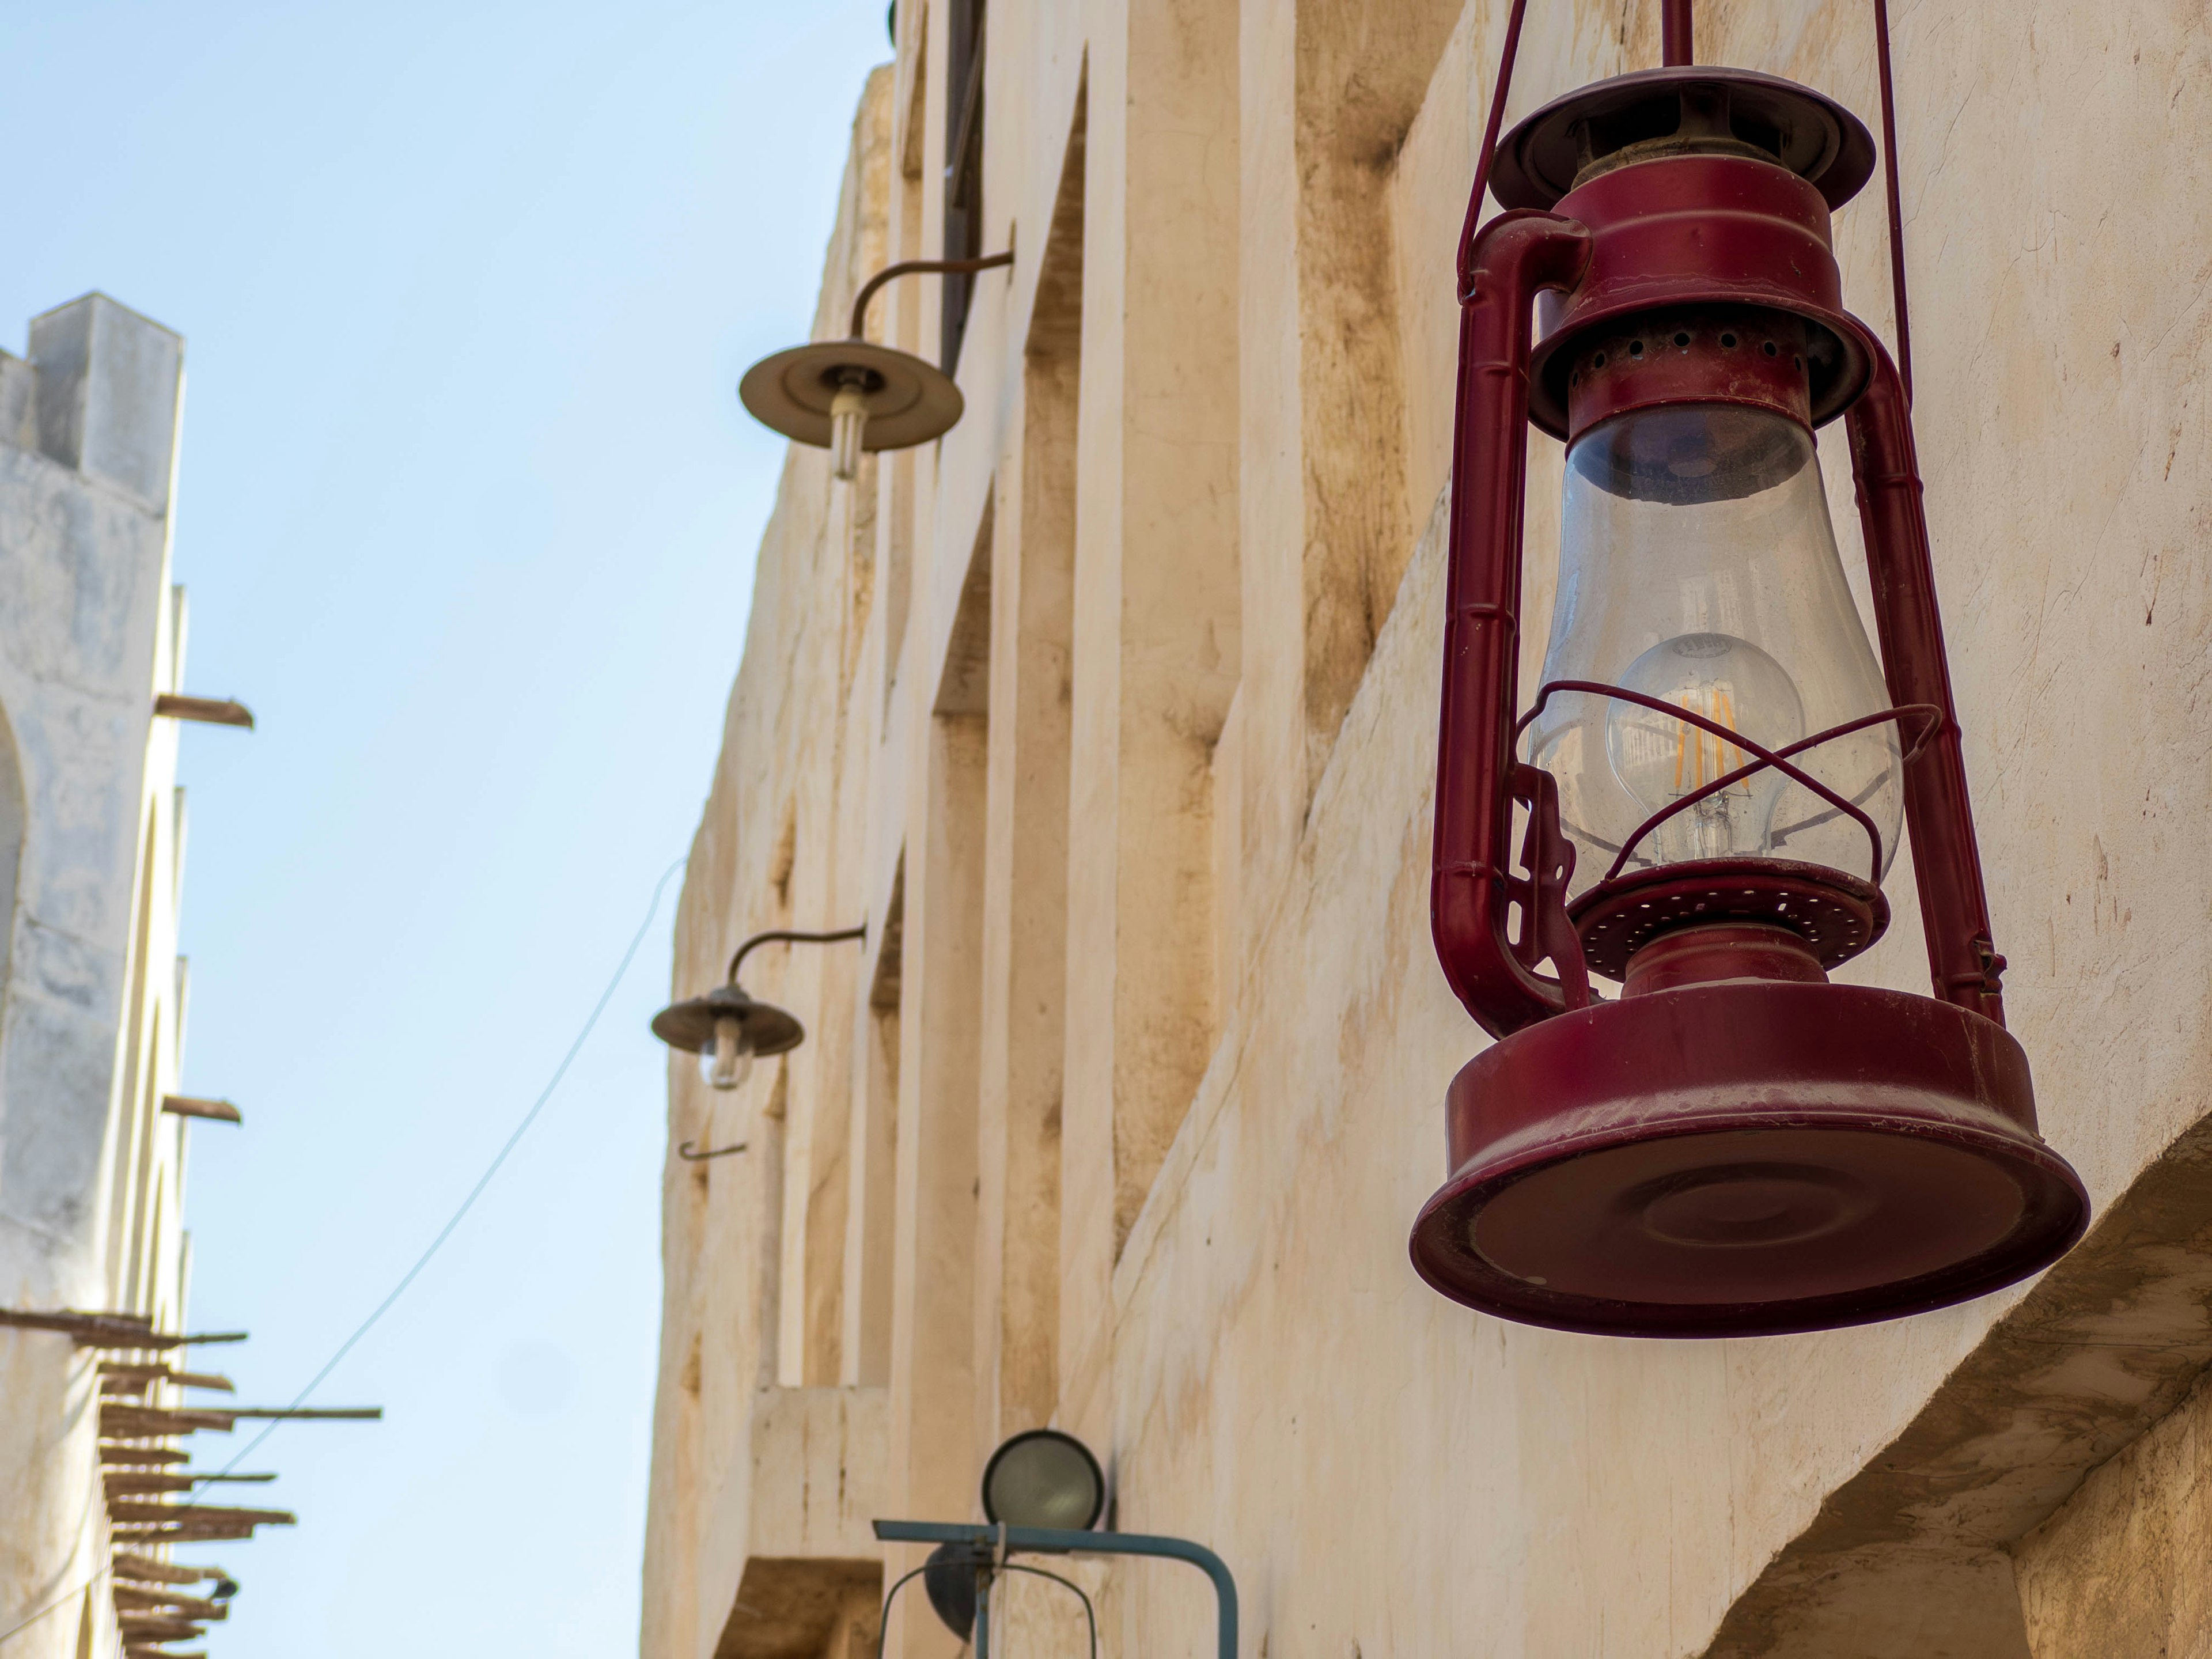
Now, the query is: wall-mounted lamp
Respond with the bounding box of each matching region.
[876,1429,1234,1659]
[1407,0,2088,1338]
[649,925,866,1091]
[737,253,1013,480]
[982,1429,1106,1532]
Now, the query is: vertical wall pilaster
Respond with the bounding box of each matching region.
[1059,0,1240,1446]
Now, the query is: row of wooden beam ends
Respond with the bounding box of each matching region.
[113,1555,236,1659]
[79,1319,380,1654]
[0,1300,374,1655]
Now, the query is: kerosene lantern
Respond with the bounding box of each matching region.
[1407,0,2089,1336]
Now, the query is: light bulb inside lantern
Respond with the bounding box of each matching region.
[699,1014,752,1092]
[829,382,869,482]
[1605,632,1804,863]
[1524,401,1902,891]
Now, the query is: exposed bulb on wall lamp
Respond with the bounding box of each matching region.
[699,1013,753,1092]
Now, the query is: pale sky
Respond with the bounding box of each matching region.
[0,3,891,1653]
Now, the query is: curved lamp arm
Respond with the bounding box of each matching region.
[728,925,867,984]
[849,253,1014,342]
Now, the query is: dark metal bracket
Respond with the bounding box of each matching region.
[727,924,868,984]
[676,1140,749,1162]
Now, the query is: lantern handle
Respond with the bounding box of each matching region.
[1846,340,2007,1020]
[1458,0,1533,292]
[1432,207,1593,1040]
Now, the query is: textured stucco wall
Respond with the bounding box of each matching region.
[2015,1364,2212,1658]
[638,71,895,1659]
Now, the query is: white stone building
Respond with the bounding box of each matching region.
[0,294,236,1659]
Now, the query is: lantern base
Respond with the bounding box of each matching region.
[1408,980,2088,1338]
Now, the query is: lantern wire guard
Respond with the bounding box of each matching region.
[738,253,1013,478]
[1407,0,2088,1338]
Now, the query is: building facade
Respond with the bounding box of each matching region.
[0,295,230,1659]
[640,3,2212,1655]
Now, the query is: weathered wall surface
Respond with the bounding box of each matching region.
[0,294,202,1659]
[642,3,2212,1657]
[2016,1365,2212,1658]
[638,70,895,1659]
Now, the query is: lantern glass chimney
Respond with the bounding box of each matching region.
[1525,402,1902,893]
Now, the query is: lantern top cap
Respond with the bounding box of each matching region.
[1490,66,1874,213]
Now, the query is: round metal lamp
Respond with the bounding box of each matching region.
[738,253,1012,479]
[981,1429,1106,1532]
[650,925,865,1091]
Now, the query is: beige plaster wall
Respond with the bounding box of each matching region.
[2016,1364,2212,1658]
[642,3,2212,1657]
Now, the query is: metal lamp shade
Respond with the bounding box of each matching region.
[649,983,804,1060]
[738,339,965,452]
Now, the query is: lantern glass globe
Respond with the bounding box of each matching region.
[1525,402,1901,891]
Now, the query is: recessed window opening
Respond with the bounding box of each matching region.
[941,0,986,369]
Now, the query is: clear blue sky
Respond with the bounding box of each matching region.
[0,3,891,1653]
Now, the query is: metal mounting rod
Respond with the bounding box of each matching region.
[848,253,1013,340]
[727,925,867,984]
[1872,0,1914,403]
[1662,0,1693,64]
[873,1520,1237,1659]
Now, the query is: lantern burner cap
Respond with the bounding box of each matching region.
[1570,857,1887,983]
[1490,66,1875,212]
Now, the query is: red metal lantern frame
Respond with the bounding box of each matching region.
[1408,0,2089,1337]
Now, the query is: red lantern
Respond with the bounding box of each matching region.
[1408,3,2089,1336]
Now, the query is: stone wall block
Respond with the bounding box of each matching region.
[26,294,183,512]
[0,355,37,453]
